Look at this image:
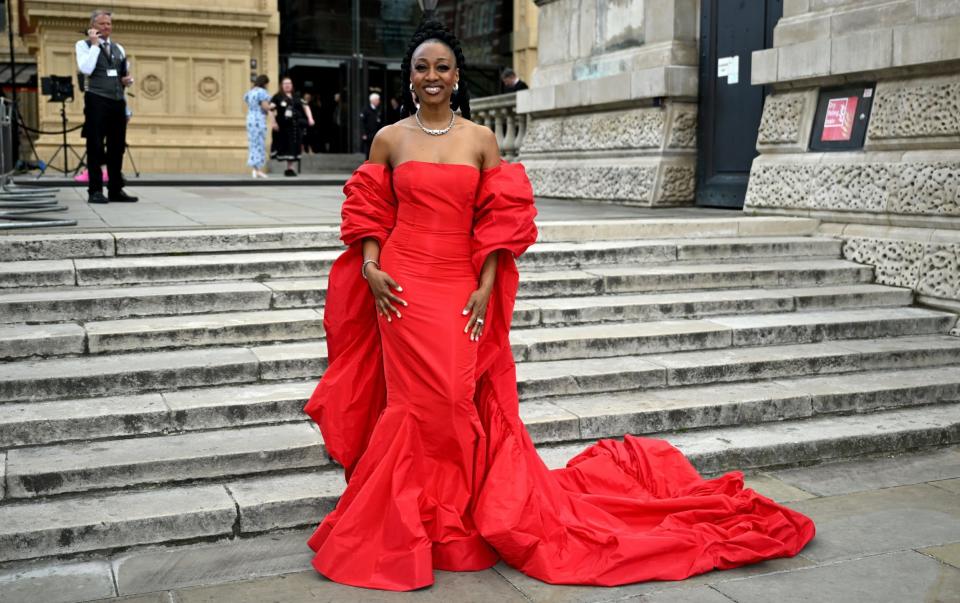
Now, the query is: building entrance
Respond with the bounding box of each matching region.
[696,0,782,208]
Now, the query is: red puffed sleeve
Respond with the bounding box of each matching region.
[339,162,396,248]
[304,162,394,480]
[471,160,539,274]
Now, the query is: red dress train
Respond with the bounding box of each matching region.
[303,160,815,591]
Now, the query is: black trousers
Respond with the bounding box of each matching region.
[83,92,127,194]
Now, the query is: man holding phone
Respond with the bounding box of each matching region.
[75,9,137,204]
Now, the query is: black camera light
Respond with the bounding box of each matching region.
[40,75,74,103]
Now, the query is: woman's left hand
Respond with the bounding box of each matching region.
[462,286,492,341]
[308,118,315,127]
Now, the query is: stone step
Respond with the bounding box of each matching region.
[2,400,954,564]
[534,216,819,242]
[537,402,960,476]
[518,284,912,327]
[0,217,820,261]
[518,259,873,298]
[0,343,327,404]
[0,324,86,360]
[10,360,960,500]
[3,422,327,499]
[83,309,325,355]
[510,307,955,362]
[3,336,960,448]
[2,238,844,289]
[0,270,900,326]
[516,334,960,398]
[518,236,841,270]
[0,281,301,324]
[1,304,955,403]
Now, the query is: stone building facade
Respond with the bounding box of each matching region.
[515,0,699,206]
[20,0,279,174]
[746,0,960,311]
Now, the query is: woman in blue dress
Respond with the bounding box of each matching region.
[244,75,272,178]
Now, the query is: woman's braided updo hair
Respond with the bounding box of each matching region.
[400,18,471,121]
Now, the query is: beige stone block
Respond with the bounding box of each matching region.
[831,1,916,34]
[774,15,831,47]
[784,0,811,18]
[778,39,831,81]
[831,28,893,74]
[554,80,582,109]
[516,86,554,114]
[918,0,960,21]
[584,73,631,106]
[893,17,960,66]
[664,66,698,97]
[752,48,779,85]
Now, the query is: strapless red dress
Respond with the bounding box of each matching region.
[304,160,815,591]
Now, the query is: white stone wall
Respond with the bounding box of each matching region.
[519,0,698,206]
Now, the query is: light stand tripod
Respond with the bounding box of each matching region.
[45,99,84,176]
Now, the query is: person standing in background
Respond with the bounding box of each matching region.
[360,92,382,159]
[243,74,272,178]
[75,9,138,204]
[501,68,528,93]
[385,96,402,125]
[270,76,314,176]
[331,92,343,152]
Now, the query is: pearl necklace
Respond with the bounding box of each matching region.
[415,109,456,136]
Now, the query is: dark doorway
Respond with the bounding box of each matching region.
[696,0,782,208]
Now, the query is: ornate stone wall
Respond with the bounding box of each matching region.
[22,1,279,174]
[520,102,697,206]
[747,0,960,309]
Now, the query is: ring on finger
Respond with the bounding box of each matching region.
[476,318,485,326]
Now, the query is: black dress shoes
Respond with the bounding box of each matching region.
[108,190,139,202]
[88,192,108,204]
[284,169,297,177]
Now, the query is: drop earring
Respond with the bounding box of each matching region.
[453,83,459,93]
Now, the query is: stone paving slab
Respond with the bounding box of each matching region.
[7,448,960,601]
[772,446,960,496]
[933,478,960,495]
[0,232,115,261]
[714,550,960,603]
[0,560,116,603]
[788,484,960,563]
[921,542,960,570]
[174,567,530,603]
[111,529,315,596]
[5,422,325,498]
[0,322,85,359]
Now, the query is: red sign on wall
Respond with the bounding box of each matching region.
[821,96,859,142]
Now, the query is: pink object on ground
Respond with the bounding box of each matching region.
[73,166,109,183]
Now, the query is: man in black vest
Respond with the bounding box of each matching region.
[76,10,137,204]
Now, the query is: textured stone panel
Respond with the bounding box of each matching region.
[667,108,697,148]
[810,164,893,212]
[527,166,657,202]
[656,166,696,202]
[520,109,664,153]
[758,92,807,145]
[870,79,960,140]
[748,160,960,216]
[893,162,960,216]
[918,243,960,300]
[746,164,814,209]
[520,118,562,153]
[842,237,924,289]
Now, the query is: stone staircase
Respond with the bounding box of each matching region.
[0,216,959,570]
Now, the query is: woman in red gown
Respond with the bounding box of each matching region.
[304,18,815,592]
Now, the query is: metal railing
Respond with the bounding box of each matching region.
[471,92,528,160]
[0,98,76,229]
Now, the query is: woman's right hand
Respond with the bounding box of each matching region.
[272,122,279,131]
[366,266,407,322]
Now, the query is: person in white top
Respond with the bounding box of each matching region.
[75,9,137,204]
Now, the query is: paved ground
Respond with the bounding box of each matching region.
[3,446,948,603]
[1,183,735,231]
